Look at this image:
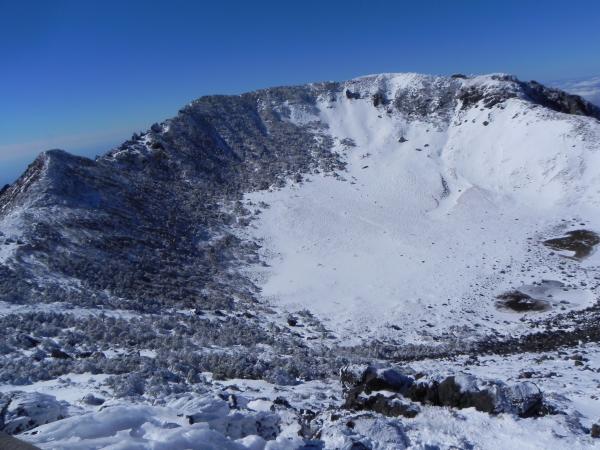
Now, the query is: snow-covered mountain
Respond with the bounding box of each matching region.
[551,76,600,106]
[2,73,600,449]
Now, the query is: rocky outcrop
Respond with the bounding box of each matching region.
[521,80,600,120]
[346,393,420,418]
[341,365,545,418]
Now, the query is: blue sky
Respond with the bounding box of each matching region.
[1,0,600,185]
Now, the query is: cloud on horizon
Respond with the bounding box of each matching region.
[0,127,138,162]
[0,126,144,185]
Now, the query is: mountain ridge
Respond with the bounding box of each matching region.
[3,72,600,448]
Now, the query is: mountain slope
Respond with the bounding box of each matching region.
[241,73,600,343]
[2,73,600,448]
[551,76,600,107]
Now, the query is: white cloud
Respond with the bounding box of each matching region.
[550,76,600,106]
[0,128,135,163]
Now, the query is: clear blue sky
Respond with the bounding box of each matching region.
[1,0,599,185]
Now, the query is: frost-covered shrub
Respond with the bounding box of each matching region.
[109,373,146,398]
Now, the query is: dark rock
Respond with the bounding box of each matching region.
[451,74,467,79]
[50,348,72,359]
[437,376,495,413]
[341,365,414,396]
[342,365,419,417]
[15,334,39,349]
[366,367,414,395]
[496,290,550,312]
[372,92,387,107]
[298,408,318,438]
[591,423,600,438]
[436,374,544,417]
[0,432,40,450]
[341,365,378,392]
[543,230,600,260]
[345,90,361,100]
[348,393,420,418]
[518,371,535,379]
[81,394,105,406]
[520,81,600,120]
[287,316,298,326]
[272,396,292,409]
[340,365,545,418]
[458,84,516,110]
[349,442,370,450]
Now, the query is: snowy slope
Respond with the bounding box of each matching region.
[241,73,600,343]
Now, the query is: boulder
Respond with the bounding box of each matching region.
[341,365,414,396]
[372,92,387,107]
[340,365,545,418]
[49,348,72,359]
[0,392,68,434]
[434,373,543,417]
[81,394,105,406]
[341,365,419,418]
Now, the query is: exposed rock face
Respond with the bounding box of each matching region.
[543,229,600,260]
[454,75,600,120]
[346,393,420,418]
[341,365,545,418]
[434,374,543,417]
[520,80,600,119]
